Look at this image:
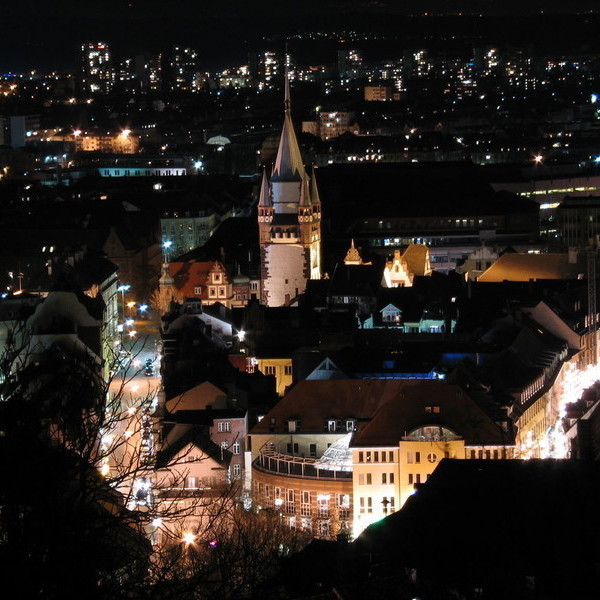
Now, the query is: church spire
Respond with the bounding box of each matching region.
[271,66,305,181]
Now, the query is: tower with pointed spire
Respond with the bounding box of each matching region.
[257,70,322,306]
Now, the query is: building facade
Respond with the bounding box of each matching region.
[81,42,114,95]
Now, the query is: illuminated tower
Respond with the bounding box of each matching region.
[257,74,322,306]
[81,42,114,95]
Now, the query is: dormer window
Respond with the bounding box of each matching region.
[346,419,356,432]
[287,419,298,433]
[425,405,440,414]
[327,419,336,433]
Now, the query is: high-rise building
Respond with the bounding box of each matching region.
[257,75,322,306]
[337,49,362,78]
[135,53,163,93]
[169,47,200,92]
[81,42,114,95]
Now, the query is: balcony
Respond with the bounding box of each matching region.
[253,447,352,481]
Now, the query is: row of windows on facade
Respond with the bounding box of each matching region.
[286,418,356,433]
[284,516,339,538]
[183,474,232,488]
[259,484,351,513]
[371,218,499,230]
[263,365,293,376]
[358,472,396,485]
[193,286,229,297]
[358,496,396,514]
[357,450,445,464]
[285,441,335,456]
[217,439,242,454]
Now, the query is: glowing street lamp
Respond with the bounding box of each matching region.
[126,301,136,316]
[182,532,196,545]
[162,240,173,263]
[117,284,131,319]
[533,154,543,164]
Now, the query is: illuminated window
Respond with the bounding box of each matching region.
[232,441,240,455]
[217,421,230,433]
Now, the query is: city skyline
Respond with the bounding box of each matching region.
[2,4,600,72]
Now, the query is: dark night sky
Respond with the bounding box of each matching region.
[2,1,599,72]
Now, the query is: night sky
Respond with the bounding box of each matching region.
[2,0,599,72]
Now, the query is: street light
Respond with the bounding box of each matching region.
[182,532,195,545]
[162,240,173,263]
[117,284,131,320]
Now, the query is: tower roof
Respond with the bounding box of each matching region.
[271,69,306,182]
[344,239,363,265]
[299,176,311,207]
[257,167,272,207]
[310,166,321,206]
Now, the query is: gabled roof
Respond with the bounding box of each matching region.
[168,260,229,299]
[478,253,586,282]
[155,423,231,469]
[400,244,430,277]
[352,382,511,447]
[250,379,510,447]
[165,380,228,413]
